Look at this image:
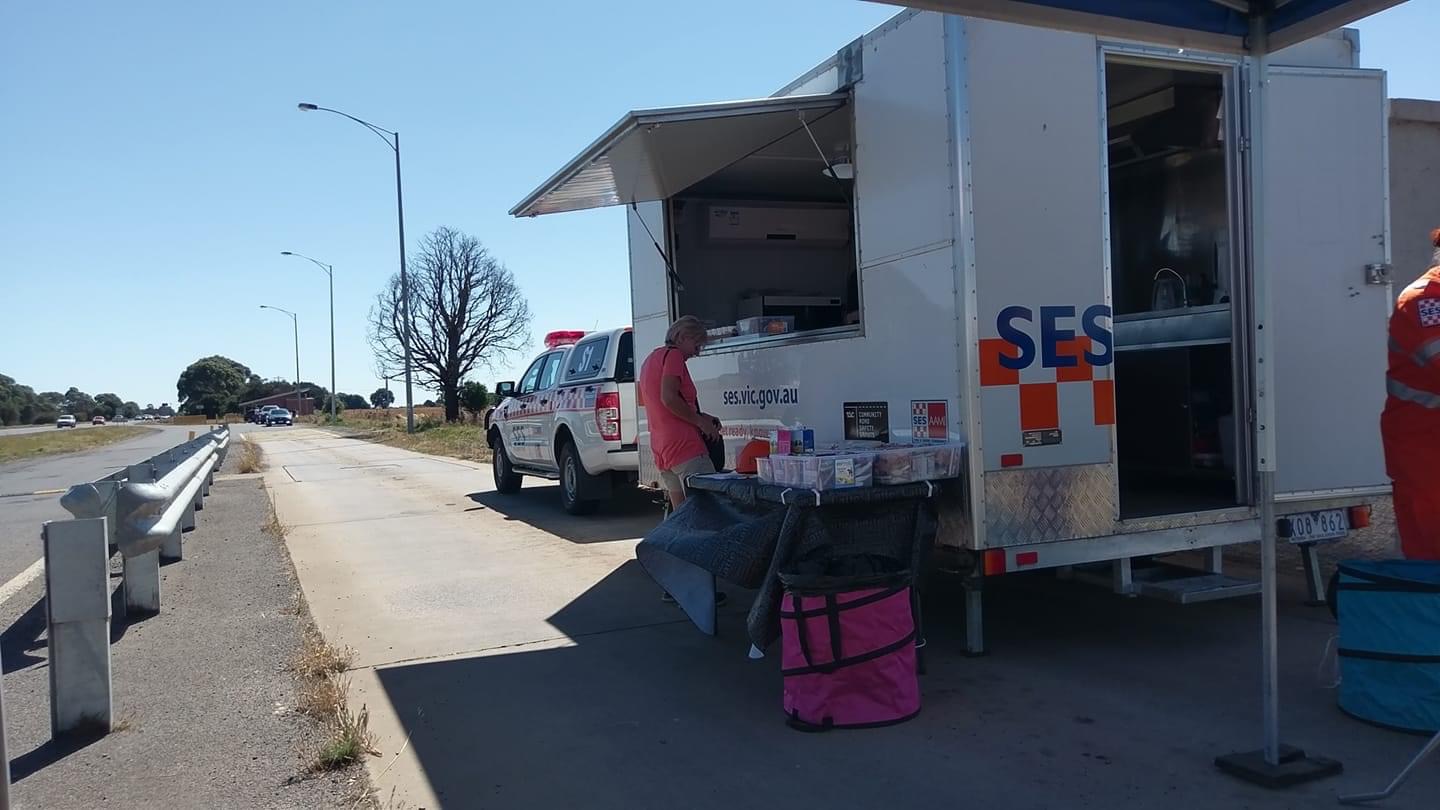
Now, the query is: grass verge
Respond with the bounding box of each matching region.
[293,629,374,771]
[313,701,378,771]
[237,438,265,474]
[0,425,156,464]
[341,422,492,464]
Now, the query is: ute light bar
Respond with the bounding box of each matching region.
[544,330,587,349]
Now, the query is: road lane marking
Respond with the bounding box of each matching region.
[31,488,65,496]
[0,558,45,606]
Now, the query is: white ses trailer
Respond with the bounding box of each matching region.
[512,10,1393,653]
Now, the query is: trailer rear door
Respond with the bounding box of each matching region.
[1262,67,1390,496]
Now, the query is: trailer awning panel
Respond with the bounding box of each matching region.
[873,0,1403,52]
[510,93,849,218]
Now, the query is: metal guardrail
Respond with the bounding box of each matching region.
[41,425,231,738]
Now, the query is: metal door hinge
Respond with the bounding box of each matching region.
[1365,263,1392,285]
[1237,137,1250,153]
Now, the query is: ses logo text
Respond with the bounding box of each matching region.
[721,386,800,411]
[996,304,1113,369]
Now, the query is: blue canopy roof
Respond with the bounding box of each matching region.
[873,0,1404,52]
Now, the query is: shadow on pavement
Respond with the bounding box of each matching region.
[465,486,661,545]
[9,732,104,783]
[369,562,1440,809]
[0,595,49,673]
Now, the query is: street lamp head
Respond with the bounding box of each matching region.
[280,251,294,256]
[297,103,319,111]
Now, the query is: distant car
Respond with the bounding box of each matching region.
[91,415,106,425]
[56,414,77,428]
[265,408,293,426]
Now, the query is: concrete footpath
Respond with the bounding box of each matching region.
[258,426,1440,810]
[1,440,362,809]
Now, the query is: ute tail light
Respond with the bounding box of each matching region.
[596,392,621,442]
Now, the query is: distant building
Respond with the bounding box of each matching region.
[240,389,316,416]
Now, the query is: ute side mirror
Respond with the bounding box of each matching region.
[495,381,516,400]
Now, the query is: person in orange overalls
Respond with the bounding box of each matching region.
[1381,227,1440,560]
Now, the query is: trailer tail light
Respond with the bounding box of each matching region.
[596,392,621,442]
[983,549,1006,576]
[1348,505,1372,530]
[1015,551,1039,568]
[1000,453,1024,468]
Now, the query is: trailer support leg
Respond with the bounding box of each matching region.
[1203,546,1224,575]
[1297,542,1327,607]
[962,574,985,657]
[1112,557,1135,596]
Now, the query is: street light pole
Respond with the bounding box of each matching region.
[282,252,336,423]
[298,102,415,433]
[259,305,300,409]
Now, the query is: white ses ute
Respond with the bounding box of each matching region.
[487,328,639,514]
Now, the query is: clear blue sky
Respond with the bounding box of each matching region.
[1,2,1436,409]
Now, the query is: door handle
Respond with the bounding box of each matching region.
[540,399,549,406]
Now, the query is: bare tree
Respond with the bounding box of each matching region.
[369,227,531,422]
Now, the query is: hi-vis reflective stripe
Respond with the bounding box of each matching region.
[1387,377,1440,409]
[1390,336,1440,367]
[1416,337,1440,366]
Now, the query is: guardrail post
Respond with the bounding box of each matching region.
[43,518,112,737]
[122,465,162,613]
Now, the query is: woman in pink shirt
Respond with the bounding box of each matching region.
[639,316,722,511]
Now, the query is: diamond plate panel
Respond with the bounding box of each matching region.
[1120,507,1255,535]
[983,464,1116,547]
[638,437,660,489]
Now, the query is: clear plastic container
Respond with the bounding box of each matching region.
[735,316,796,336]
[765,452,874,490]
[872,442,965,485]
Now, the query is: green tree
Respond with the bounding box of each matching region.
[158,403,175,417]
[121,401,140,419]
[62,387,96,420]
[370,388,395,409]
[339,393,369,410]
[94,393,125,418]
[460,381,490,422]
[176,356,251,417]
[0,374,38,426]
[34,391,64,424]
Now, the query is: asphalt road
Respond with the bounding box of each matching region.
[0,421,106,437]
[0,424,221,589]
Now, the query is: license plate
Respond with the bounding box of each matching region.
[1283,509,1350,544]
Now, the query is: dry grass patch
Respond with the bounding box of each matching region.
[291,625,373,771]
[237,438,264,474]
[0,425,156,464]
[347,422,492,464]
[295,626,354,680]
[312,701,379,772]
[263,499,289,539]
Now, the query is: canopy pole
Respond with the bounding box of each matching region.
[1215,9,1341,788]
[1247,11,1281,769]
